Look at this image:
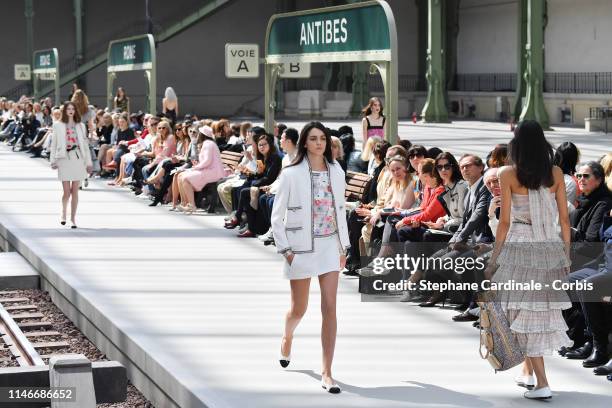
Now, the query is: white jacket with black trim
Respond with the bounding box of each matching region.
[271,157,350,254]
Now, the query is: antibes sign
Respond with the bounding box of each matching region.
[266,1,391,63]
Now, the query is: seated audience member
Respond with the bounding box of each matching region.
[140,120,177,195]
[554,141,581,208]
[361,136,382,176]
[340,133,367,173]
[254,128,300,242]
[565,214,612,370]
[409,154,493,309]
[331,136,347,173]
[357,158,446,276]
[168,126,204,211]
[147,122,192,206]
[345,144,409,273]
[227,133,282,235]
[217,126,266,216]
[175,126,225,213]
[599,152,612,194]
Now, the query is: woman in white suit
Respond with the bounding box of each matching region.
[50,102,92,228]
[271,121,350,394]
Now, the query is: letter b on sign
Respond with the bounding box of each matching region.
[280,62,311,78]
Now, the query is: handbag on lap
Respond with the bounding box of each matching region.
[477,291,524,372]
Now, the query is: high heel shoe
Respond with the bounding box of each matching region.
[179,204,195,214]
[321,379,341,394]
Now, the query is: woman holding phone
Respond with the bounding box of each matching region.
[271,122,350,394]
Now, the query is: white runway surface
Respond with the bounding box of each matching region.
[0,124,610,408]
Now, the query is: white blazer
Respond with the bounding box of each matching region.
[271,157,351,254]
[50,121,92,167]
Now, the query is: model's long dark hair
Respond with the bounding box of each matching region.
[509,120,554,189]
[290,121,334,167]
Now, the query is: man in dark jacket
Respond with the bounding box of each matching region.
[415,155,493,313]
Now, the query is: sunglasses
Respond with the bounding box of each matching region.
[436,164,453,171]
[575,173,592,180]
[408,153,424,159]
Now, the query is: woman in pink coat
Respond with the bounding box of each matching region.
[177,125,225,213]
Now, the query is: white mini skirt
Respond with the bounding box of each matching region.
[283,233,342,280]
[56,149,88,181]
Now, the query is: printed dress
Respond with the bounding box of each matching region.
[283,171,343,280]
[492,188,572,356]
[56,123,88,181]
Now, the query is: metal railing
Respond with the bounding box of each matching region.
[454,73,517,92]
[544,72,612,94]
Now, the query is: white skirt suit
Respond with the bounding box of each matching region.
[49,121,92,181]
[271,157,351,280]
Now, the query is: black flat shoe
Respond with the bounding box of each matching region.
[452,311,479,322]
[419,292,445,307]
[593,358,612,375]
[565,341,593,360]
[582,347,610,368]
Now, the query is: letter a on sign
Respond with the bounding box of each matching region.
[225,43,259,78]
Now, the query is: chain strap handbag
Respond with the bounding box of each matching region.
[477,291,525,372]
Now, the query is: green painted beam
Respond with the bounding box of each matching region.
[514,0,528,121]
[421,0,448,122]
[36,0,232,98]
[519,0,549,129]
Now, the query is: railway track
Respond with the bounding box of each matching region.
[0,290,71,367]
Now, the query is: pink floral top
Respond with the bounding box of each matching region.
[312,171,337,237]
[65,124,78,150]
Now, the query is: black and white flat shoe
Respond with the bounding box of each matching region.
[321,380,341,394]
[523,386,552,400]
[70,222,77,229]
[60,219,66,226]
[279,354,291,368]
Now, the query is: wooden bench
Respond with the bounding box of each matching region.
[345,171,372,202]
[221,150,243,171]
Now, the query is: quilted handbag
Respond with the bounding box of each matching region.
[477,291,525,372]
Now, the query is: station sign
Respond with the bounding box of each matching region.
[108,35,154,72]
[33,49,58,74]
[225,44,259,78]
[14,64,31,81]
[266,1,391,63]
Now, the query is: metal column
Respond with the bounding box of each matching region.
[513,0,528,121]
[25,0,34,96]
[421,0,449,123]
[519,0,549,129]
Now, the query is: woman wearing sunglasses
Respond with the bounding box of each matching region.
[568,162,612,264]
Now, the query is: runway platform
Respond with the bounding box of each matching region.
[0,144,610,408]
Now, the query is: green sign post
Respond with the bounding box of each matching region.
[265,0,398,143]
[32,48,60,104]
[107,34,156,113]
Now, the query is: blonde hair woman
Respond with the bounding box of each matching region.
[601,152,612,191]
[162,87,178,124]
[361,136,382,176]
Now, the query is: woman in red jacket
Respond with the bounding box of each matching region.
[358,159,445,276]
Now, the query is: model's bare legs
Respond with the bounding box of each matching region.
[69,181,79,224]
[318,271,339,386]
[180,178,196,208]
[528,357,549,389]
[171,175,181,208]
[61,181,71,222]
[282,278,310,358]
